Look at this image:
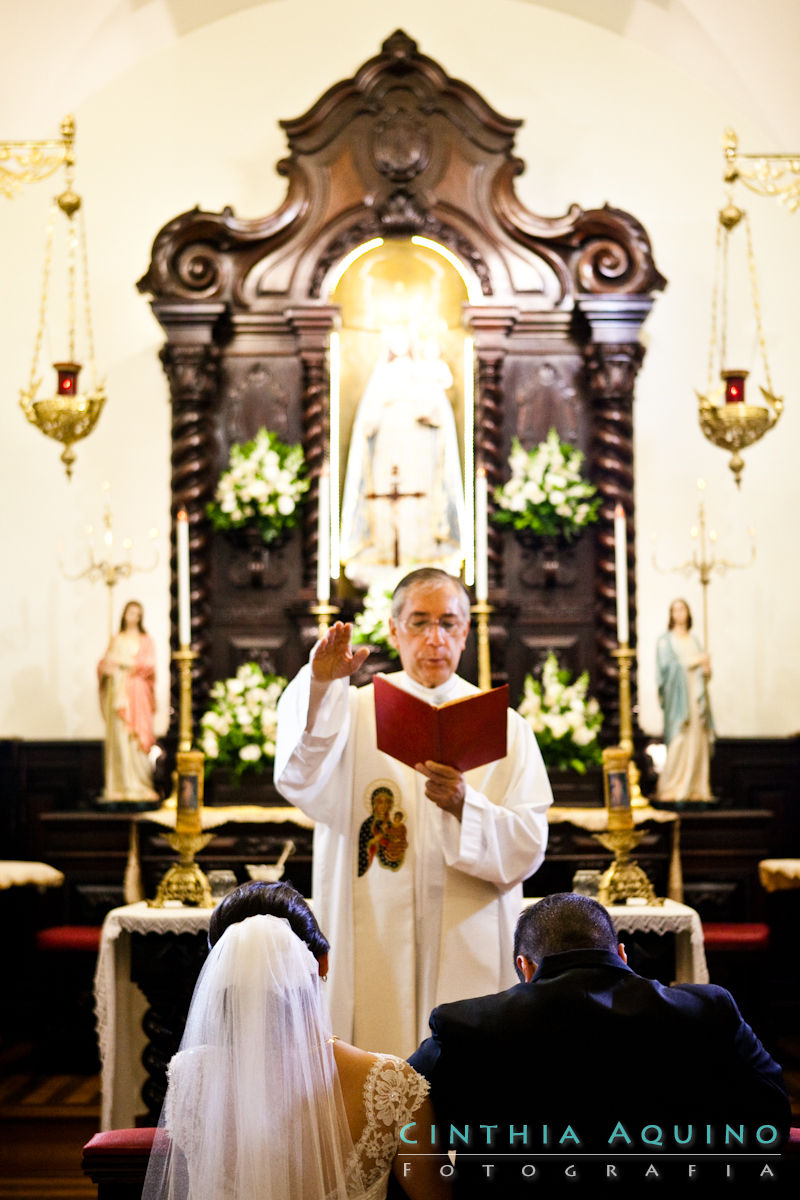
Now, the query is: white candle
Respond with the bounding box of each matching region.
[177,509,191,647]
[613,503,629,645]
[475,467,488,603]
[317,464,330,604]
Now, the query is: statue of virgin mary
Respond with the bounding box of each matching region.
[339,326,464,588]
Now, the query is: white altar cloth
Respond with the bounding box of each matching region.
[95,902,213,1130]
[0,860,64,890]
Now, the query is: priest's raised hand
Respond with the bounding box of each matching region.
[311,621,371,682]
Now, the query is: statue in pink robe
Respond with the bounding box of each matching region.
[98,599,158,803]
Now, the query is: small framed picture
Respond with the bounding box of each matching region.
[602,747,633,829]
[176,748,205,833]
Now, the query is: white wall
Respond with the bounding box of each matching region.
[1,0,798,742]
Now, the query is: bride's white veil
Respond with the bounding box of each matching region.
[141,912,364,1199]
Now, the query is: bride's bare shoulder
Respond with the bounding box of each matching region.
[332,1039,380,1075]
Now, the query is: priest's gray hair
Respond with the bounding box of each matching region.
[391,568,471,621]
[514,893,618,975]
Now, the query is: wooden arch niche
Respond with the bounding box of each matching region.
[138,30,665,755]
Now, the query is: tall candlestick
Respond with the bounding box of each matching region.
[177,509,191,648]
[613,503,629,645]
[317,464,330,604]
[475,467,488,603]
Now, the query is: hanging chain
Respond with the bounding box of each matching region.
[79,205,98,380]
[744,211,774,395]
[66,213,77,363]
[28,201,57,393]
[706,219,723,389]
[719,220,729,373]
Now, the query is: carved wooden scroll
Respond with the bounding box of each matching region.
[138,30,665,744]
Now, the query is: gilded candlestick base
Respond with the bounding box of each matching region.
[310,602,340,638]
[593,828,662,907]
[149,829,214,908]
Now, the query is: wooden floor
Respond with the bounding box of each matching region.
[0,1042,100,1200]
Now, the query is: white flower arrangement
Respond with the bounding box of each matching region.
[206,427,309,545]
[493,429,600,541]
[351,582,398,658]
[200,662,287,778]
[517,652,603,774]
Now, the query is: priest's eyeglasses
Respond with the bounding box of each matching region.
[400,616,467,636]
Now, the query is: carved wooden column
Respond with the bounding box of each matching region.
[467,308,516,596]
[581,338,645,734]
[158,323,223,734]
[287,309,337,595]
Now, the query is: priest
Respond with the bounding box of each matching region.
[274,567,553,1056]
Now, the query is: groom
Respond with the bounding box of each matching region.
[407,892,791,1195]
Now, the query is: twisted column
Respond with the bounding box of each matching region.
[583,341,644,735]
[288,309,336,594]
[160,340,221,734]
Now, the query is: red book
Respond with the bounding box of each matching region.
[373,674,509,772]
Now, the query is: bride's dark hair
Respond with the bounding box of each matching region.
[208,879,330,960]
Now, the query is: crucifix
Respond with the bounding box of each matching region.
[365,465,426,567]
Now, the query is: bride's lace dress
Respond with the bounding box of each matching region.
[352,1053,430,1198]
[165,1048,429,1199]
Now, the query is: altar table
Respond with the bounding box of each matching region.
[0,860,64,891]
[547,804,683,901]
[123,804,313,902]
[758,858,800,892]
[96,896,707,1131]
[95,902,213,1130]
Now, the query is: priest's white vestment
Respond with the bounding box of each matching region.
[274,667,553,1057]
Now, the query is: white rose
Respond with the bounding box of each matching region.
[202,732,219,758]
[239,744,262,763]
[545,713,570,739]
[573,725,595,747]
[203,712,225,736]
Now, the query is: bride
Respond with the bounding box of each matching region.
[141,880,451,1200]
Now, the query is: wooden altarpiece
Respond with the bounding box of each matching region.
[138,30,665,761]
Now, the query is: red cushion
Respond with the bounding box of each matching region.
[35,925,102,953]
[701,922,770,951]
[83,1128,156,1157]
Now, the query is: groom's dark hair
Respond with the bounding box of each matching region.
[514,893,618,978]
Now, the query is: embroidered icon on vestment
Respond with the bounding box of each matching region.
[357,783,407,875]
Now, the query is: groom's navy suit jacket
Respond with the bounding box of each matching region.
[407,948,790,1195]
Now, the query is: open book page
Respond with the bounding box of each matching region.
[373,674,508,772]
